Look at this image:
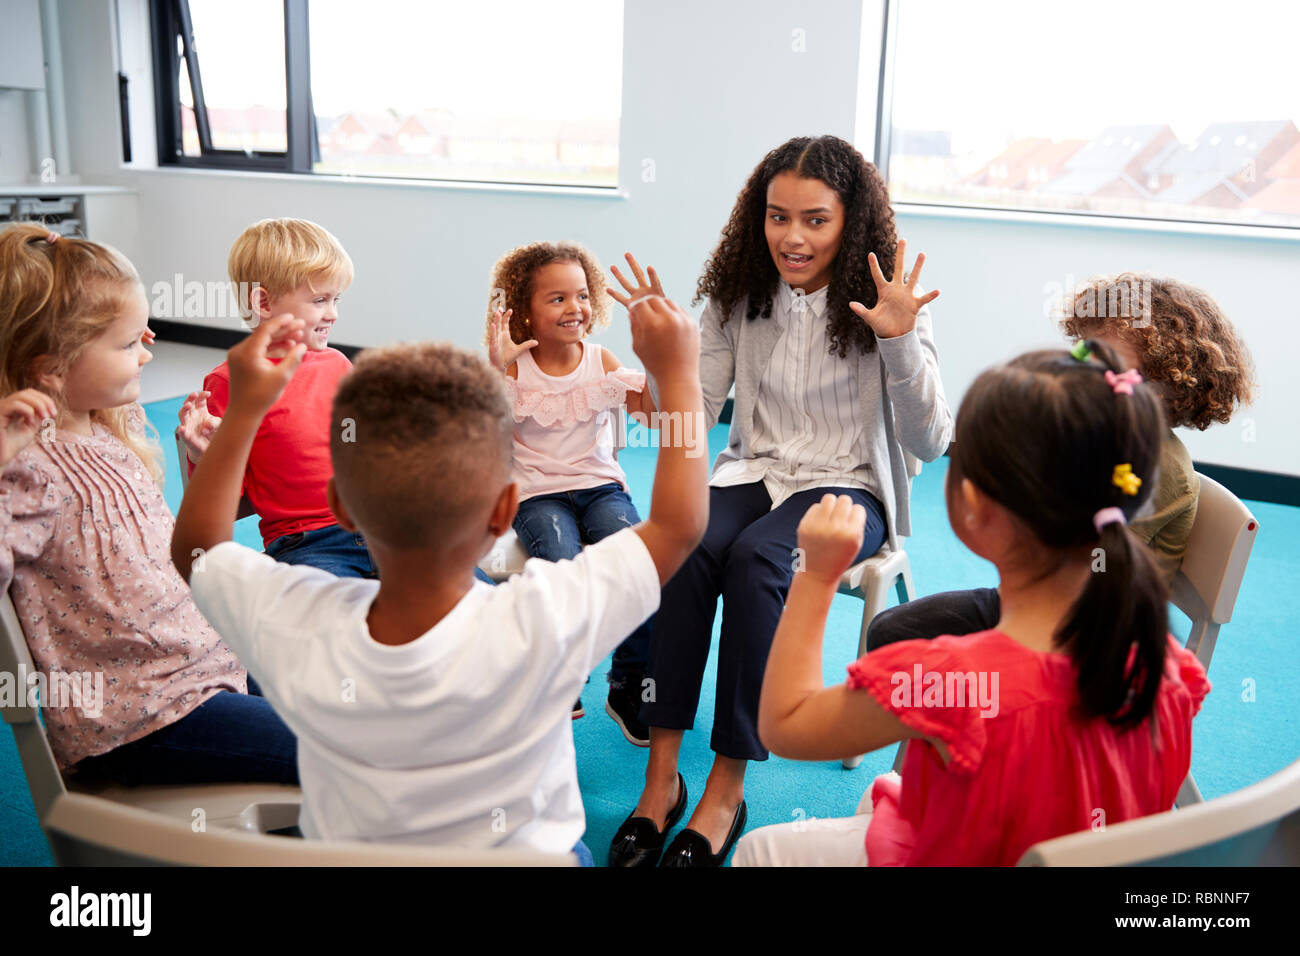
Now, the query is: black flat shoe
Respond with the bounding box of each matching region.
[658,800,747,867]
[608,773,687,868]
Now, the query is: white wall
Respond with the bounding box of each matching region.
[50,0,1300,477]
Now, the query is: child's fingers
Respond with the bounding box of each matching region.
[625,252,649,289]
[647,265,665,297]
[606,285,631,307]
[609,264,637,296]
[893,239,906,284]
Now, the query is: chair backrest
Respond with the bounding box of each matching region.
[44,792,576,866]
[1018,754,1300,866]
[0,590,67,819]
[1170,472,1258,627]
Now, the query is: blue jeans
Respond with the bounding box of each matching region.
[513,483,650,686]
[266,522,494,584]
[266,523,377,578]
[71,678,299,786]
[573,839,594,867]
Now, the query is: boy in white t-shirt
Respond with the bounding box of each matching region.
[170,295,706,863]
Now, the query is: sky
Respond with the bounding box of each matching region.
[184,0,1294,147]
[187,0,623,120]
[891,0,1299,145]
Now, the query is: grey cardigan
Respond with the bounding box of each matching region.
[662,293,953,541]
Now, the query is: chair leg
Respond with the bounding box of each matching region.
[844,571,902,770]
[1189,622,1220,674]
[1175,773,1203,808]
[891,741,907,773]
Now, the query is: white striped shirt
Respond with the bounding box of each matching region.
[710,281,879,509]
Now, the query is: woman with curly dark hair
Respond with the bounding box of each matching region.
[606,135,953,867]
[865,274,1257,652]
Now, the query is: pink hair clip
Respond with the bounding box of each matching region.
[1104,368,1142,395]
[46,231,59,244]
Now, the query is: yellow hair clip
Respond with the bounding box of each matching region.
[1112,463,1142,496]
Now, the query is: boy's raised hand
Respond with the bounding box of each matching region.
[177,390,221,464]
[488,307,537,371]
[225,315,308,417]
[797,494,866,586]
[626,295,699,386]
[850,239,940,340]
[0,389,57,469]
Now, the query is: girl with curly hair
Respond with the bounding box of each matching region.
[607,135,953,867]
[485,241,658,730]
[866,274,1257,652]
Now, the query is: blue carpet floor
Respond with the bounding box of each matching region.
[2,400,1298,866]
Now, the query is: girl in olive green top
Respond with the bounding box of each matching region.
[867,274,1255,649]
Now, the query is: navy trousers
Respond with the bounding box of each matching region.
[640,481,886,760]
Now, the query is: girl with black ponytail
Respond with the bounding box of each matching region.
[735,342,1210,866]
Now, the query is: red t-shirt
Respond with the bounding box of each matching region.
[199,348,352,548]
[847,629,1211,866]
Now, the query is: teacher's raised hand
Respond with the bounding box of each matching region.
[849,239,940,340]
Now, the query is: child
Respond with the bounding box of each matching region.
[866,274,1256,649]
[0,224,296,785]
[734,342,1211,866]
[171,295,707,863]
[485,241,659,740]
[177,217,376,578]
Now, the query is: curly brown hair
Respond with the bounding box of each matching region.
[694,135,899,357]
[1061,274,1256,430]
[484,241,610,347]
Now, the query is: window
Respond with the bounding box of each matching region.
[151,0,622,187]
[873,0,1300,229]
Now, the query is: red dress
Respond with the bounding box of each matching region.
[846,629,1211,866]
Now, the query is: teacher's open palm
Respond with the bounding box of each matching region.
[850,239,939,340]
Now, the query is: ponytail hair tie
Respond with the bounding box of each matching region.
[1093,507,1126,533]
[1104,368,1142,395]
[1069,340,1093,362]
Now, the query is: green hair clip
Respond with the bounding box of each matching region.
[1069,340,1093,362]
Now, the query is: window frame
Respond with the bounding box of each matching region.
[873,0,1300,234]
[150,0,314,172]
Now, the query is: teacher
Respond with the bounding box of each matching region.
[607,135,953,867]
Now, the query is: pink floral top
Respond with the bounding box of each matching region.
[506,344,646,501]
[0,407,246,770]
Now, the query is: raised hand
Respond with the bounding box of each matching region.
[796,494,867,585]
[627,295,699,386]
[850,239,940,340]
[0,389,58,469]
[177,390,221,464]
[488,307,537,371]
[607,252,666,309]
[226,315,309,416]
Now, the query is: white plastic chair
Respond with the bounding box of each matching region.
[1018,754,1300,866]
[44,793,573,866]
[838,455,920,770]
[1169,472,1259,807]
[0,588,302,850]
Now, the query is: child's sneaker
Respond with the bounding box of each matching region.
[572,698,584,719]
[605,679,650,747]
